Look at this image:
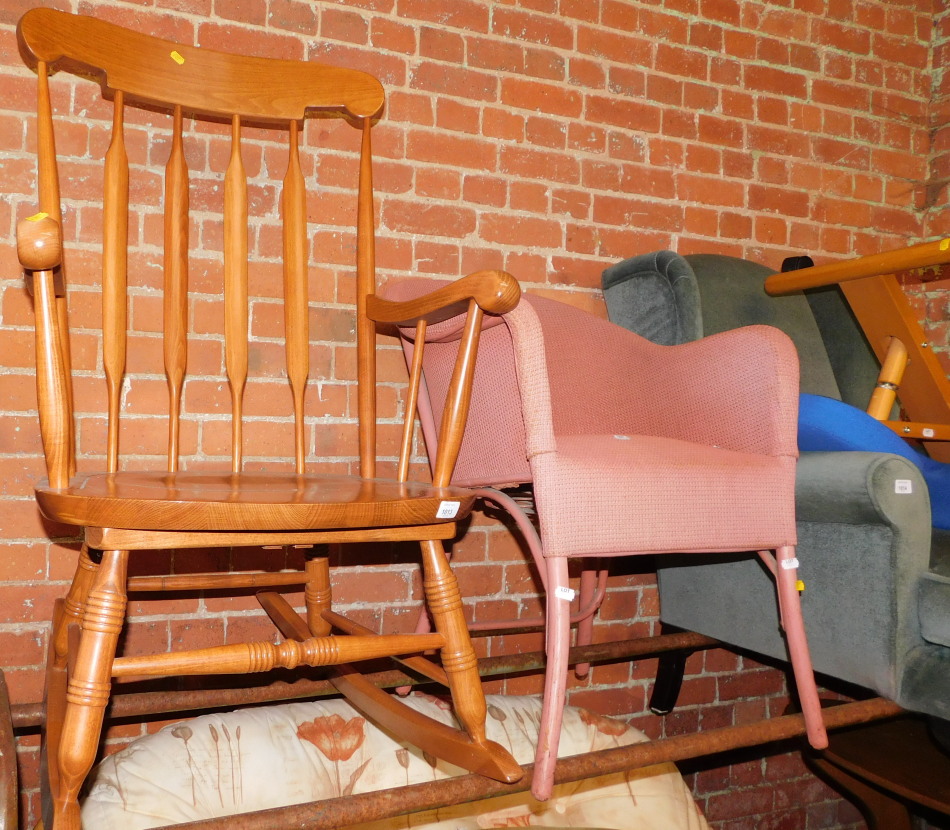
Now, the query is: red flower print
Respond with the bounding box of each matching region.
[578,708,628,737]
[297,714,366,762]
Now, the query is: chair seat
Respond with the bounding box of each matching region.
[35,471,475,532]
[532,434,797,558]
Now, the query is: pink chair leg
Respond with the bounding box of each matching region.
[533,556,571,802]
[573,565,598,679]
[774,546,828,750]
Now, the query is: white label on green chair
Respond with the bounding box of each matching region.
[436,500,460,519]
[895,479,913,494]
[554,586,576,601]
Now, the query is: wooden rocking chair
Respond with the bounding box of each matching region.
[15,9,522,829]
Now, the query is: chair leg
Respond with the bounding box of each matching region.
[42,547,99,829]
[573,565,598,679]
[418,539,488,744]
[774,545,828,750]
[304,554,332,637]
[533,556,571,802]
[51,548,128,830]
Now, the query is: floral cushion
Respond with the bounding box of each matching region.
[82,694,709,830]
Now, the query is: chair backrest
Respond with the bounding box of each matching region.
[602,251,882,410]
[18,8,386,487]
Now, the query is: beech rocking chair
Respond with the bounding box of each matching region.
[16,9,521,829]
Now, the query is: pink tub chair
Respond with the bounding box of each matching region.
[381,281,829,801]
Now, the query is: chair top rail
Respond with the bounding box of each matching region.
[17,8,385,122]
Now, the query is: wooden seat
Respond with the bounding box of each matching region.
[15,8,522,830]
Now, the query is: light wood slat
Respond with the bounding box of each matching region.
[86,522,459,551]
[330,665,522,783]
[282,120,308,474]
[840,275,950,462]
[130,571,307,592]
[398,320,426,483]
[257,590,312,640]
[36,64,75,478]
[163,105,189,472]
[764,238,950,294]
[20,8,385,123]
[102,92,129,474]
[111,631,446,677]
[322,609,449,686]
[29,269,71,489]
[224,114,248,473]
[432,300,484,488]
[357,118,376,478]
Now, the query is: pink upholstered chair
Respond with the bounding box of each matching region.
[382,280,829,801]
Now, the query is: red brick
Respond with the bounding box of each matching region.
[492,7,573,50]
[399,0,489,33]
[479,212,561,248]
[501,77,582,118]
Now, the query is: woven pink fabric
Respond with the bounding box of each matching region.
[378,278,530,487]
[380,278,799,557]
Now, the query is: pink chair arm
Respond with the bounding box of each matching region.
[522,295,800,459]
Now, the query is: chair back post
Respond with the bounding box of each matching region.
[356,117,377,479]
[29,59,75,487]
[103,92,129,474]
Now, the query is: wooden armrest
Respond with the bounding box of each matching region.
[17,212,62,272]
[765,237,950,294]
[367,269,520,325]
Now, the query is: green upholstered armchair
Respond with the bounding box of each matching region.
[602,251,950,723]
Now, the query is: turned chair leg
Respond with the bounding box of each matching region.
[418,539,489,747]
[304,554,332,637]
[43,547,99,828]
[773,545,828,750]
[52,549,128,830]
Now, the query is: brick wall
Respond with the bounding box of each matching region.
[2,1,947,828]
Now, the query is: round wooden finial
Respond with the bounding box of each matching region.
[17,213,62,272]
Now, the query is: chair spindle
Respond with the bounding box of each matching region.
[432,300,484,488]
[163,105,189,472]
[397,320,427,483]
[103,92,129,473]
[282,120,309,474]
[224,114,249,472]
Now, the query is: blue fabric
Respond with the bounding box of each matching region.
[799,393,950,530]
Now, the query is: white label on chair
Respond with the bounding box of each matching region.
[436,500,461,519]
[895,479,913,494]
[613,434,630,440]
[780,557,800,570]
[554,586,576,601]
[923,428,935,438]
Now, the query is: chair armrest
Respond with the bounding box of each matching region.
[530,293,800,457]
[795,450,931,529]
[637,325,800,455]
[368,270,519,326]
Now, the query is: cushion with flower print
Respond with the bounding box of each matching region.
[82,694,710,830]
